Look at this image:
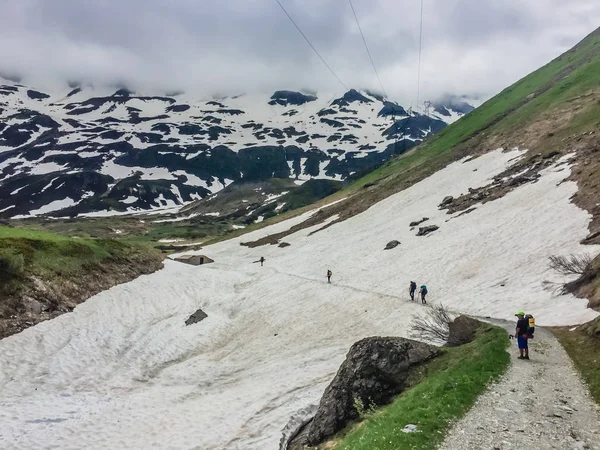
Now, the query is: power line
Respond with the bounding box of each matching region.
[348,0,387,99]
[274,0,347,90]
[416,0,424,110]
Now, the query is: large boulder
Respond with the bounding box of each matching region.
[305,337,439,446]
[446,315,482,347]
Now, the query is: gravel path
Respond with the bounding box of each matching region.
[439,323,600,450]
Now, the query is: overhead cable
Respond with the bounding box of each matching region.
[348,0,388,99]
[274,0,347,90]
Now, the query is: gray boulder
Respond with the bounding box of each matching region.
[439,196,454,207]
[185,308,208,326]
[409,217,429,227]
[417,225,439,236]
[305,337,439,446]
[446,316,482,347]
[384,240,400,250]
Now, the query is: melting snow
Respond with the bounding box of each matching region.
[0,149,598,450]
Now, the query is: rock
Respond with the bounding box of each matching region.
[417,225,439,236]
[305,337,439,446]
[447,316,482,347]
[401,424,418,433]
[439,196,454,207]
[185,308,208,326]
[580,230,600,245]
[278,242,291,248]
[22,296,43,315]
[384,240,400,250]
[409,217,429,227]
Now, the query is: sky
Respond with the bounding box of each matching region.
[0,0,599,103]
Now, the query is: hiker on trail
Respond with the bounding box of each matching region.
[419,285,428,304]
[260,256,265,267]
[409,281,417,301]
[327,269,332,284]
[515,311,530,360]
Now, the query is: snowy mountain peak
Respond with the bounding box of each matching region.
[0,82,473,219]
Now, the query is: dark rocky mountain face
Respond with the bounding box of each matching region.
[0,80,473,219]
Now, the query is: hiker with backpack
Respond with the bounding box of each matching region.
[419,285,428,304]
[409,281,417,301]
[515,311,534,360]
[327,269,332,284]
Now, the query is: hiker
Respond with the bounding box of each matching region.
[260,256,265,267]
[327,269,332,284]
[409,281,417,301]
[515,311,530,360]
[419,285,428,304]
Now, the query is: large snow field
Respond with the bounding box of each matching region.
[0,148,598,450]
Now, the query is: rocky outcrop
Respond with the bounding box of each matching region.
[185,308,208,326]
[409,217,429,227]
[302,337,439,446]
[417,225,439,236]
[440,196,454,207]
[447,315,482,347]
[384,240,400,250]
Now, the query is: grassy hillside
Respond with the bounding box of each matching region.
[0,226,162,338]
[552,317,600,405]
[320,325,509,450]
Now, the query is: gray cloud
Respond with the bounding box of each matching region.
[0,0,598,102]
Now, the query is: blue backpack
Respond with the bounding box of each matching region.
[421,285,428,294]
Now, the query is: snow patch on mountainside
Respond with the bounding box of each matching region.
[0,148,596,450]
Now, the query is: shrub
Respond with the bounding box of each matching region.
[0,249,25,281]
[549,253,593,276]
[410,303,453,343]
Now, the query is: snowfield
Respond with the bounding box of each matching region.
[0,148,598,450]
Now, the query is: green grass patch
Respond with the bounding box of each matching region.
[342,29,600,195]
[329,325,509,450]
[0,226,157,281]
[551,319,600,405]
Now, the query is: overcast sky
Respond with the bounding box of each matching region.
[0,0,598,103]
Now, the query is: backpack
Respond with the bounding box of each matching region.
[421,285,428,294]
[327,270,332,277]
[410,282,416,291]
[525,314,535,338]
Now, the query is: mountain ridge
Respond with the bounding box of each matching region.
[0,82,472,219]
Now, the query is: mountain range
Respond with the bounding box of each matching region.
[0,80,473,219]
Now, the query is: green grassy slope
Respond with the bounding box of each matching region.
[325,326,509,450]
[0,226,162,337]
[348,27,600,191]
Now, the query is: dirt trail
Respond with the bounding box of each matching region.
[439,323,600,450]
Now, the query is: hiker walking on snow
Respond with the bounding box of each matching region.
[419,285,428,304]
[515,311,530,360]
[409,281,417,301]
[260,256,265,267]
[327,269,332,284]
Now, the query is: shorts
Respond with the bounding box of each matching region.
[517,335,528,349]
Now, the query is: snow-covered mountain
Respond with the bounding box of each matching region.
[0,79,473,218]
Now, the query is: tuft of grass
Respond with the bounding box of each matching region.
[328,325,509,450]
[551,319,600,405]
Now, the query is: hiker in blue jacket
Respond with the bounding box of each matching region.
[419,285,428,304]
